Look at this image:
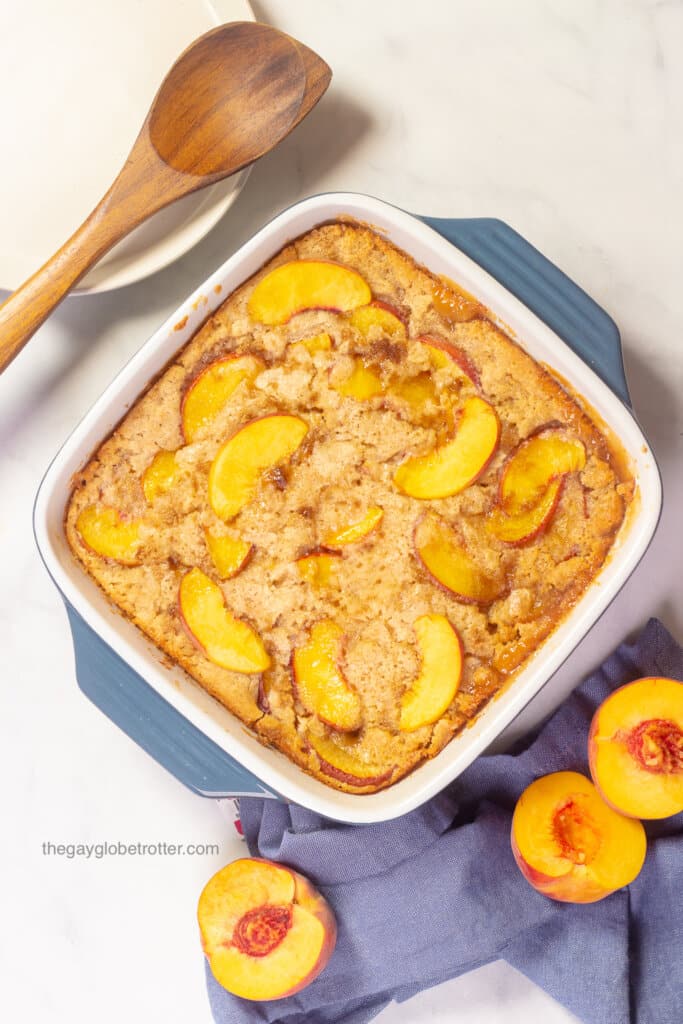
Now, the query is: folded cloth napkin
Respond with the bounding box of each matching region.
[206,618,683,1024]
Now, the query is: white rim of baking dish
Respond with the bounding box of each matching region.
[34,192,662,823]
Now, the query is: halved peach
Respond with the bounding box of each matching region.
[588,677,683,819]
[75,505,142,565]
[324,506,383,547]
[307,732,394,789]
[142,450,180,504]
[181,355,264,443]
[511,771,647,903]
[198,857,336,1001]
[500,432,586,513]
[333,358,384,401]
[487,477,564,546]
[417,335,480,387]
[290,332,332,356]
[292,620,362,731]
[209,414,308,521]
[296,548,341,587]
[205,531,253,580]
[414,513,503,604]
[393,396,499,499]
[349,301,406,340]
[247,260,371,325]
[179,567,269,673]
[399,615,463,731]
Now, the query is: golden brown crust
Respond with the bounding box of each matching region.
[64,221,633,793]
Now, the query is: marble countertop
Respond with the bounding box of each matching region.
[1,1,681,1021]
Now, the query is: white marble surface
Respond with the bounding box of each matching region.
[1,1,682,1021]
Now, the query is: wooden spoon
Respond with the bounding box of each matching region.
[0,21,331,373]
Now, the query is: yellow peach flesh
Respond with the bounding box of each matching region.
[75,505,141,565]
[324,506,383,547]
[142,450,180,504]
[291,332,332,355]
[205,532,252,579]
[209,414,308,521]
[414,513,502,604]
[248,260,371,326]
[292,620,362,731]
[501,433,586,512]
[393,396,499,499]
[334,359,384,400]
[399,615,463,730]
[589,677,683,819]
[349,302,406,340]
[179,568,270,673]
[181,355,263,442]
[308,732,393,788]
[511,771,647,903]
[487,478,563,545]
[297,551,340,587]
[198,858,336,1002]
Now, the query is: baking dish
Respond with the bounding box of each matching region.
[34,193,662,823]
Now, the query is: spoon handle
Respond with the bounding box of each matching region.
[0,151,182,374]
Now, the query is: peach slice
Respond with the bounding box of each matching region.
[142,450,180,504]
[292,620,362,731]
[487,478,564,546]
[511,771,647,903]
[393,395,499,499]
[307,732,394,789]
[209,414,308,521]
[399,615,463,731]
[296,548,341,587]
[75,505,141,565]
[389,373,438,411]
[324,506,384,547]
[588,677,683,819]
[349,301,406,340]
[414,513,503,604]
[247,260,371,325]
[181,355,264,443]
[205,531,253,580]
[500,432,586,513]
[417,335,480,387]
[179,568,269,673]
[291,332,332,356]
[198,857,336,1001]
[333,358,384,401]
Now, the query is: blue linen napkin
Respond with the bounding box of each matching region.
[205,618,683,1024]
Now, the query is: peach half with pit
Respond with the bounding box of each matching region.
[181,354,264,443]
[292,619,362,731]
[511,771,647,903]
[75,505,142,565]
[209,414,308,521]
[393,395,499,499]
[179,567,269,673]
[414,513,503,604]
[588,677,683,819]
[198,857,336,1001]
[247,260,371,325]
[399,614,463,731]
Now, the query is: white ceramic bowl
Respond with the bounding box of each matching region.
[34,193,662,822]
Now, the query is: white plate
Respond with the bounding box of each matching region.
[0,0,254,295]
[34,194,662,823]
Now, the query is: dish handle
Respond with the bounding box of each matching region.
[420,216,631,406]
